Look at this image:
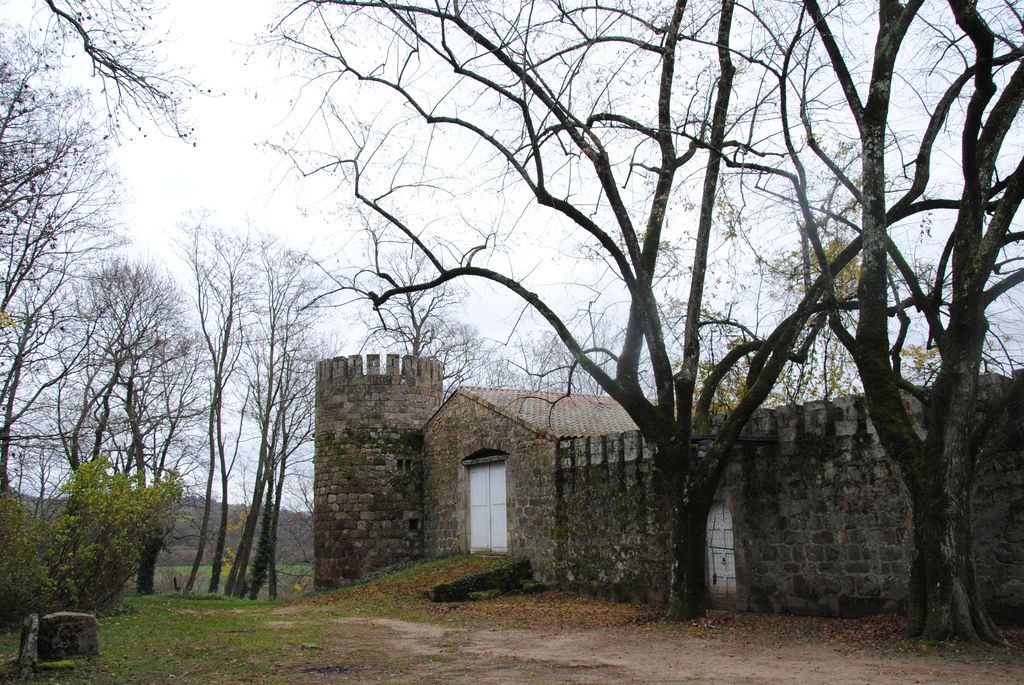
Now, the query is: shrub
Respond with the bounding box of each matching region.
[45,459,182,613]
[0,495,51,628]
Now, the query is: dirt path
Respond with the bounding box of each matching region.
[321,617,1024,684]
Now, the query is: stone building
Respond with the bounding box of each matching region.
[313,353,1024,623]
[313,354,442,583]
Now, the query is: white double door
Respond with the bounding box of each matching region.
[468,461,507,553]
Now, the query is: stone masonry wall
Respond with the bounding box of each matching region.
[720,397,913,617]
[975,448,1024,624]
[552,433,672,603]
[313,354,442,588]
[550,395,1024,621]
[421,393,561,581]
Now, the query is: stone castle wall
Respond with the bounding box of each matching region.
[722,397,912,617]
[314,355,1023,621]
[551,432,672,603]
[551,394,1024,621]
[313,354,443,588]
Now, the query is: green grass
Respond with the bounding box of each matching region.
[0,555,506,684]
[3,556,1019,684]
[4,595,293,683]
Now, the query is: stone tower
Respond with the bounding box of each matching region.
[313,353,443,588]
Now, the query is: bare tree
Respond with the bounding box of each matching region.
[500,321,627,397]
[123,330,205,594]
[49,257,202,592]
[33,0,192,135]
[248,346,317,600]
[2,267,91,492]
[717,0,1024,641]
[0,32,119,492]
[54,259,190,470]
[275,0,850,619]
[21,256,207,591]
[176,218,252,595]
[225,238,321,599]
[355,245,496,395]
[803,0,1023,642]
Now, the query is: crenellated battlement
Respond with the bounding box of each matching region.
[317,353,444,387]
[555,397,867,468]
[558,430,650,468]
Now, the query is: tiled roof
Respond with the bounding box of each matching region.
[456,386,638,438]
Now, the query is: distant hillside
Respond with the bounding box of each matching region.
[158,496,313,568]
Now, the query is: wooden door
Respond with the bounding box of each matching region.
[468,461,507,553]
[706,502,736,601]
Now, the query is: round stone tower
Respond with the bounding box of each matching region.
[313,353,443,588]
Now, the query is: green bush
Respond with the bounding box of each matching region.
[0,495,51,628]
[1,460,182,626]
[45,459,182,614]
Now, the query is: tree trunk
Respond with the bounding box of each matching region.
[666,493,712,621]
[906,519,928,636]
[856,297,1004,643]
[858,373,1002,642]
[908,341,1002,643]
[136,530,163,595]
[0,349,24,493]
[226,457,267,597]
[183,475,214,595]
[247,470,276,600]
[228,328,277,598]
[184,394,220,595]
[654,434,713,622]
[911,484,1001,642]
[268,453,287,600]
[89,376,119,463]
[208,471,230,594]
[0,423,11,493]
[267,540,278,600]
[207,382,235,594]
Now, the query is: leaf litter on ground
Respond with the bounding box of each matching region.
[298,555,1023,657]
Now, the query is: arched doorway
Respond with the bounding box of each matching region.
[706,503,736,603]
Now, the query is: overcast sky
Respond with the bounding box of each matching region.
[106,1,330,251]
[0,0,546,351]
[2,2,319,247]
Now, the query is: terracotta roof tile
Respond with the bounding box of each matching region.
[457,386,638,438]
